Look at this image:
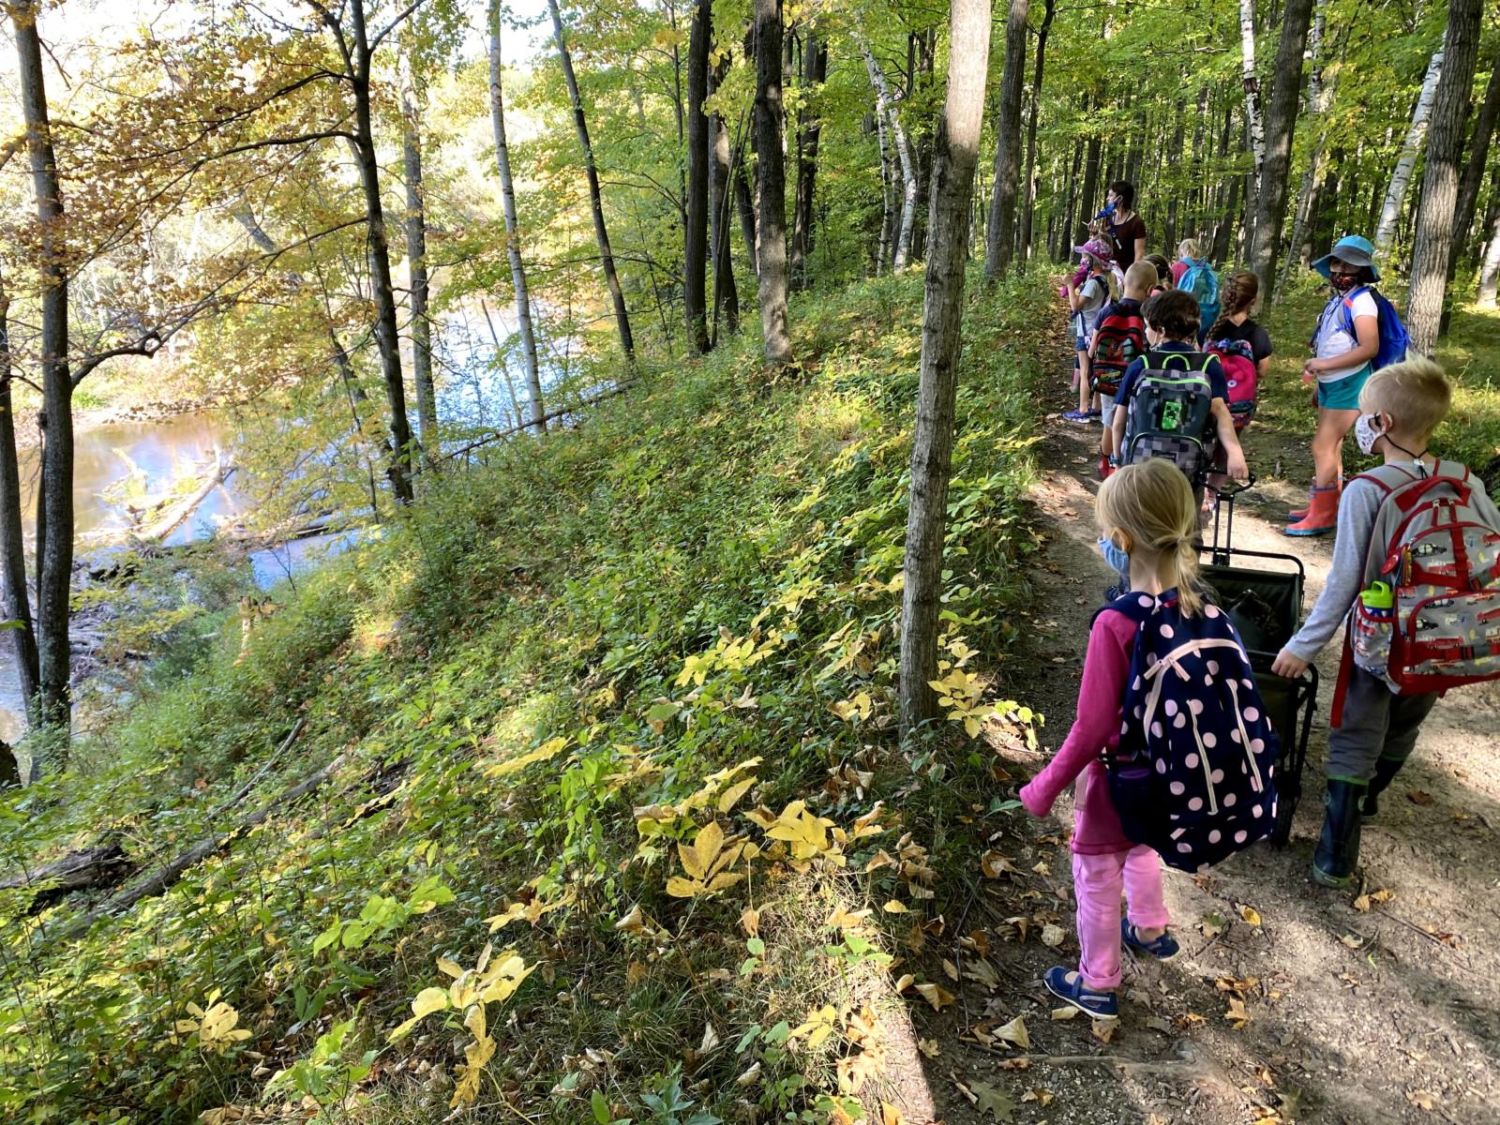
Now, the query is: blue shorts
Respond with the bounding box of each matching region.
[1317,366,1372,411]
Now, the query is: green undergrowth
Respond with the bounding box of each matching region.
[0,271,1053,1124]
[1256,282,1500,478]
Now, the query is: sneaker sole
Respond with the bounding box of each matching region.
[1043,979,1119,1020]
[1126,943,1180,963]
[1310,865,1354,889]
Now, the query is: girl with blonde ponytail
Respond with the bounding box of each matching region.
[1020,459,1271,1020]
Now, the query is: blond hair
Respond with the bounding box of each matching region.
[1123,261,1157,298]
[1178,238,1204,260]
[1097,460,1205,616]
[1358,357,1452,440]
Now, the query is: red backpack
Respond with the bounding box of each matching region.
[1206,337,1258,429]
[1092,304,1146,398]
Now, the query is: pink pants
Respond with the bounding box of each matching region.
[1072,846,1170,990]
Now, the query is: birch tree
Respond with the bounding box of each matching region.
[1239,0,1266,197]
[1406,0,1482,355]
[1374,40,1445,255]
[864,46,917,271]
[752,0,792,365]
[489,0,545,430]
[899,0,992,736]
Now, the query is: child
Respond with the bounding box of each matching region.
[1090,261,1156,478]
[1203,271,1272,432]
[1018,462,1204,1019]
[1170,238,1204,286]
[1271,360,1500,887]
[1110,290,1249,486]
[1145,253,1174,292]
[1063,239,1116,424]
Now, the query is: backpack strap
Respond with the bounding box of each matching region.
[1330,624,1356,729]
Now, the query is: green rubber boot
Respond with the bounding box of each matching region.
[1312,780,1365,888]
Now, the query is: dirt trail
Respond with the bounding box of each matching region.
[906,382,1500,1124]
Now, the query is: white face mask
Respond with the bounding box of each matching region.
[1354,413,1385,456]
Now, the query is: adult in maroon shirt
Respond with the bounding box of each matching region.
[1104,181,1147,270]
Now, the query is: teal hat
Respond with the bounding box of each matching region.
[1311,235,1379,281]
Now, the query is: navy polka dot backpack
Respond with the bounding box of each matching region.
[1104,589,1280,872]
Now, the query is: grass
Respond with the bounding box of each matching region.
[0,269,1054,1124]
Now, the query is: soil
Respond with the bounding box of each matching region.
[888,368,1500,1124]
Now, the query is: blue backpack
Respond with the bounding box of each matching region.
[1104,590,1279,872]
[1178,259,1220,337]
[1331,285,1411,371]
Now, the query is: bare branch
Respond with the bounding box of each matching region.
[368,0,433,55]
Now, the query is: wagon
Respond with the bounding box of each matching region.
[1200,479,1318,847]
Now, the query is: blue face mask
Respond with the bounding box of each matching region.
[1098,535,1130,576]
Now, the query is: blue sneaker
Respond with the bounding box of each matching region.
[1121,919,1180,961]
[1043,966,1119,1020]
[1061,409,1094,425]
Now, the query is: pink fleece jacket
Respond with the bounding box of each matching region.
[1019,609,1137,855]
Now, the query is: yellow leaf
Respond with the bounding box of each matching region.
[483,902,527,933]
[914,982,955,1011]
[743,805,778,829]
[412,987,450,1019]
[666,876,700,898]
[1239,904,1262,927]
[718,776,757,813]
[740,906,760,936]
[826,905,871,930]
[464,1002,487,1042]
[893,973,915,993]
[1040,923,1066,948]
[704,870,745,893]
[883,900,909,914]
[881,1101,904,1125]
[995,1015,1031,1049]
[615,905,646,934]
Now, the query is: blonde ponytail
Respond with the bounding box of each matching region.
[1097,460,1205,616]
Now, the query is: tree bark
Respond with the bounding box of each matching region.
[683,0,711,351]
[11,0,73,741]
[984,0,1031,279]
[900,0,992,737]
[401,61,439,455]
[734,146,759,276]
[1077,122,1102,247]
[874,105,895,272]
[1406,0,1482,355]
[707,62,739,338]
[752,0,792,365]
[345,1,415,505]
[489,0,546,432]
[1444,53,1500,304]
[0,283,35,782]
[1282,0,1331,286]
[547,0,635,360]
[1247,0,1316,301]
[865,46,917,271]
[1018,0,1055,267]
[1375,40,1446,255]
[1239,0,1266,198]
[790,33,827,288]
[1478,189,1500,307]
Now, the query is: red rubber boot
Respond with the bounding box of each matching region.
[1283,484,1340,537]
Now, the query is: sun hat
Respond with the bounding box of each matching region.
[1311,235,1379,281]
[1073,237,1114,264]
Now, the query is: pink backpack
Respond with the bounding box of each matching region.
[1206,337,1258,429]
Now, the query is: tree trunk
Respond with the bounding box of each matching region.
[682,0,711,351]
[791,33,827,288]
[874,106,895,272]
[1443,52,1500,315]
[752,0,792,365]
[547,0,635,360]
[984,0,1031,279]
[1077,124,1102,246]
[1247,0,1316,301]
[707,62,739,338]
[1239,0,1266,198]
[347,2,415,505]
[1375,40,1446,255]
[900,0,992,737]
[401,63,439,455]
[1020,0,1053,264]
[1282,0,1331,286]
[1055,128,1082,261]
[1406,0,1482,355]
[1478,190,1500,306]
[489,0,546,432]
[0,284,35,782]
[734,148,758,275]
[865,46,917,271]
[12,0,73,742]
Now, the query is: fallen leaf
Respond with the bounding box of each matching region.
[1032,861,1051,876]
[917,1037,941,1059]
[740,906,760,936]
[882,899,909,914]
[1040,923,1066,948]
[1407,790,1434,806]
[880,1102,904,1125]
[981,850,1018,879]
[1406,1089,1437,1111]
[1239,904,1263,927]
[969,1079,1016,1121]
[1145,1016,1173,1034]
[963,958,1000,990]
[1050,1006,1080,1021]
[1339,933,1365,949]
[1022,1088,1055,1107]
[893,973,915,994]
[914,982,955,1011]
[1091,1019,1116,1044]
[1224,998,1251,1029]
[994,1015,1031,1050]
[1175,1012,1206,1029]
[1199,911,1228,939]
[942,958,959,982]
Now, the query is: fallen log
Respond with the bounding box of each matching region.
[42,751,346,947]
[136,448,234,542]
[0,843,133,912]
